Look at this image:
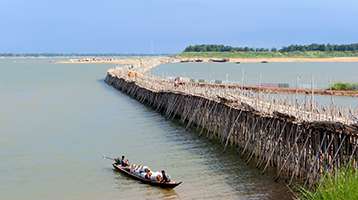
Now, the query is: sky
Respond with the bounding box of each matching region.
[0,0,357,53]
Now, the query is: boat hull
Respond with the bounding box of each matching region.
[112,164,182,189]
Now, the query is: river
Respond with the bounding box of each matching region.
[152,62,358,89]
[0,58,292,200]
[152,62,358,108]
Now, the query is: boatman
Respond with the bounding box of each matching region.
[114,155,129,167]
[161,170,170,183]
[120,155,130,167]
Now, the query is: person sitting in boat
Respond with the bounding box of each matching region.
[130,164,137,173]
[137,165,148,177]
[135,165,142,174]
[115,155,129,167]
[161,170,170,183]
[150,171,163,182]
[123,159,129,167]
[144,168,152,180]
[121,156,129,167]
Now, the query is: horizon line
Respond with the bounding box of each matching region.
[0,53,175,57]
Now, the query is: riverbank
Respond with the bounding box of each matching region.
[180,50,358,59]
[180,52,358,63]
[59,54,358,65]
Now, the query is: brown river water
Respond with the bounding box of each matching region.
[1,58,293,200]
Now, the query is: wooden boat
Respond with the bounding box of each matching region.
[112,163,182,189]
[209,58,229,63]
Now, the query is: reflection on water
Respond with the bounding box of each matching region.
[0,58,292,200]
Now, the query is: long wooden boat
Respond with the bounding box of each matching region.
[112,163,182,189]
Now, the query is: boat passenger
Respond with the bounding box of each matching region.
[135,165,141,172]
[135,165,143,175]
[120,156,129,167]
[120,156,125,165]
[151,171,162,182]
[130,164,137,173]
[145,169,152,180]
[140,166,149,173]
[161,170,170,183]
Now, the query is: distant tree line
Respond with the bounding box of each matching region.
[184,45,270,52]
[184,43,358,52]
[280,44,358,52]
[330,82,358,91]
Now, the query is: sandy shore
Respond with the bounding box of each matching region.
[180,56,358,63]
[59,56,358,65]
[227,57,358,63]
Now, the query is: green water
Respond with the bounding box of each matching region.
[0,58,292,200]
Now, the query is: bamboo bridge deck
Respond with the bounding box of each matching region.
[105,65,358,186]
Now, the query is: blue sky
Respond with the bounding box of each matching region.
[0,0,357,53]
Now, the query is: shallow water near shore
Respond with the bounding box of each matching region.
[0,58,293,200]
[153,62,358,89]
[153,62,358,107]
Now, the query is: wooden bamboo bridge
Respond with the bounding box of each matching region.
[105,64,358,186]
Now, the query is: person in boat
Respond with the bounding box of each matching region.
[130,164,137,173]
[151,171,164,182]
[123,159,129,167]
[161,170,170,183]
[135,165,142,174]
[120,156,126,166]
[144,168,152,180]
[114,155,129,167]
[137,165,148,177]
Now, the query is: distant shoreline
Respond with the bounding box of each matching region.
[180,51,358,63]
[0,53,170,57]
[58,55,358,64]
[3,53,358,63]
[57,56,358,96]
[188,57,358,63]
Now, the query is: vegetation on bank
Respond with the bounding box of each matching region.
[329,82,358,91]
[180,51,358,58]
[181,43,358,58]
[299,166,358,200]
[184,44,358,53]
